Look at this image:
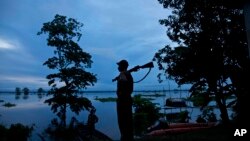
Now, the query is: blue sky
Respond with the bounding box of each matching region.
[0,0,190,91]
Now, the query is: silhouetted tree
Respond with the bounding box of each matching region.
[37,87,44,94]
[37,87,45,99]
[154,0,249,124]
[22,87,29,100]
[15,87,21,95]
[22,87,29,95]
[38,14,97,126]
[0,123,34,141]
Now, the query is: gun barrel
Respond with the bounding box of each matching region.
[140,62,154,69]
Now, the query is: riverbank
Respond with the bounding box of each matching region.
[135,123,248,141]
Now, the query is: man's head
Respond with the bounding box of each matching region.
[117,59,129,72]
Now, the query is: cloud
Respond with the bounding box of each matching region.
[0,75,49,90]
[86,47,119,61]
[0,37,19,50]
[0,37,39,74]
[78,0,170,67]
[0,0,176,91]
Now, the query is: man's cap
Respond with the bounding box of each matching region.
[117,59,129,67]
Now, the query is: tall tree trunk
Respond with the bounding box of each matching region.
[244,0,250,56]
[215,91,229,124]
[61,102,67,127]
[230,61,250,127]
[208,77,229,124]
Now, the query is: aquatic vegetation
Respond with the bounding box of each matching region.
[94,97,117,102]
[136,93,165,97]
[2,102,16,107]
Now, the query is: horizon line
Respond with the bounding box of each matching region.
[0,89,189,94]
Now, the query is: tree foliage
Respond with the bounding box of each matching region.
[154,0,249,124]
[15,87,21,95]
[38,14,97,126]
[22,87,29,95]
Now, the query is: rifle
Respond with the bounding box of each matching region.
[112,62,154,82]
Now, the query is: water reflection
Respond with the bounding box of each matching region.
[0,92,120,140]
[15,94,21,100]
[23,94,29,100]
[0,91,234,140]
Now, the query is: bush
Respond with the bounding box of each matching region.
[133,95,161,136]
[0,123,33,141]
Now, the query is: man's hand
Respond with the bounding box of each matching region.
[112,76,118,82]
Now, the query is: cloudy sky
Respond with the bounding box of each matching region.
[0,0,190,91]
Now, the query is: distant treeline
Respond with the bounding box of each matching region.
[0,89,189,94]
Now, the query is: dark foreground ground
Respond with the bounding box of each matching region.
[135,124,249,141]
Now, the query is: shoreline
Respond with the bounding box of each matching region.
[0,89,189,94]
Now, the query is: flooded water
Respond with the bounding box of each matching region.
[0,91,233,140]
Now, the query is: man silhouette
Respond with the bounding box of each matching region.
[87,106,98,138]
[114,60,139,141]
